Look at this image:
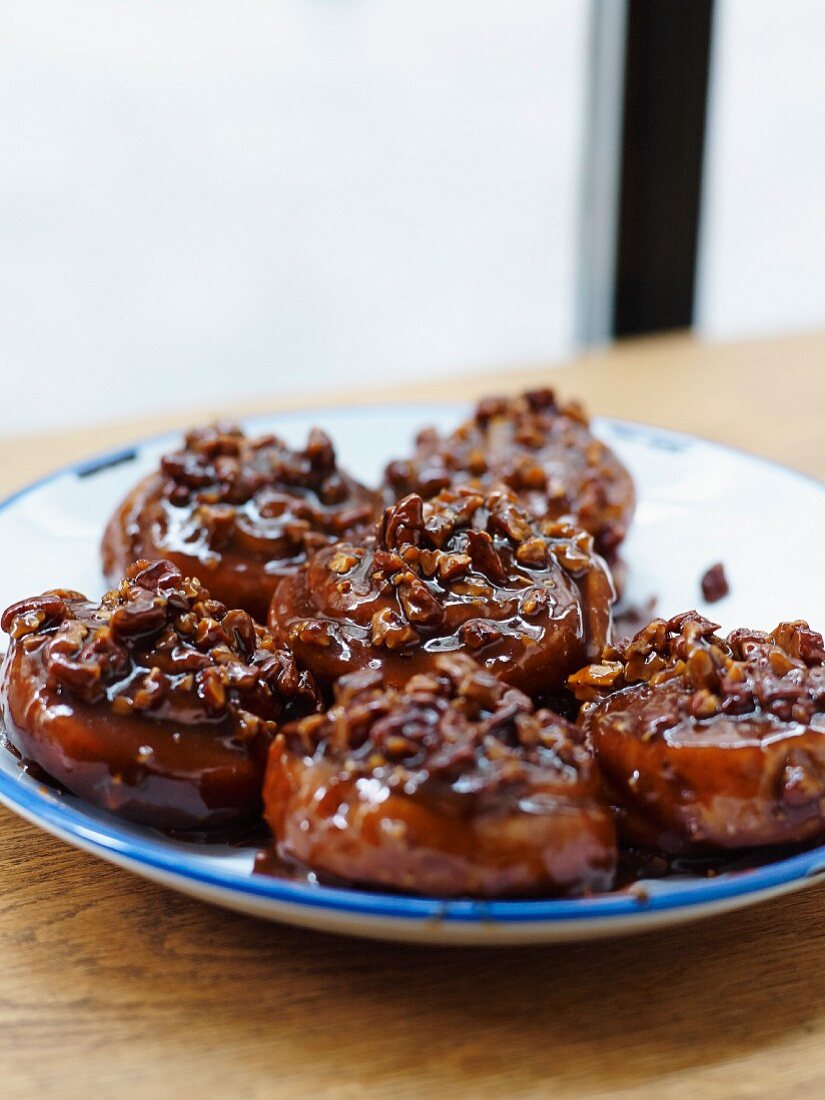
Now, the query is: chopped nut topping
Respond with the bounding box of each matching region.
[146,423,376,558]
[328,550,360,575]
[2,592,74,639]
[282,653,590,793]
[437,552,472,582]
[3,559,320,723]
[516,536,549,567]
[569,662,624,690]
[275,481,615,696]
[459,620,502,650]
[381,389,635,559]
[700,562,730,603]
[571,612,825,734]
[370,609,419,650]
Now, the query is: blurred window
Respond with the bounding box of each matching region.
[0,1,595,434]
[696,0,825,340]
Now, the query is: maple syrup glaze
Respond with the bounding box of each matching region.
[0,560,319,828]
[572,613,825,852]
[264,654,617,898]
[3,394,824,902]
[382,389,635,564]
[102,424,377,622]
[270,487,615,696]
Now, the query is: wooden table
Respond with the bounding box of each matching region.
[1,331,823,1099]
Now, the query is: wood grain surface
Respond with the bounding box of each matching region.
[0,331,823,1099]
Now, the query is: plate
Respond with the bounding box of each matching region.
[0,405,823,944]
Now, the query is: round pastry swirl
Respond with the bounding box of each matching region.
[102,423,377,622]
[0,559,320,828]
[382,389,635,561]
[571,612,825,852]
[265,653,617,897]
[269,487,615,695]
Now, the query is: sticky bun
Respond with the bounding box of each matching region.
[571,613,825,852]
[0,560,319,828]
[102,423,376,622]
[264,654,617,897]
[269,487,615,696]
[382,389,635,563]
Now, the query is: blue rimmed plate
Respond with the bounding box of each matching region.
[0,405,823,944]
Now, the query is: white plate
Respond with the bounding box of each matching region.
[0,405,823,944]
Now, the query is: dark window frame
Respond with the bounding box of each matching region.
[612,0,715,336]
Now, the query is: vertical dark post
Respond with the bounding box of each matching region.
[613,0,714,336]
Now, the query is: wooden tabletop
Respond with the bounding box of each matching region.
[1,330,824,1099]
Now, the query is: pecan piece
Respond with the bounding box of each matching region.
[700,562,729,603]
[197,666,228,716]
[221,608,258,657]
[370,609,419,650]
[1,593,69,638]
[396,578,444,629]
[328,549,360,575]
[516,536,548,567]
[110,594,168,638]
[381,495,425,550]
[464,530,506,585]
[459,620,502,651]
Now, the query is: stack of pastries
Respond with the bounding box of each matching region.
[2,391,824,898]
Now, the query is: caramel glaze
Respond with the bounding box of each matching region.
[0,560,320,829]
[381,389,635,564]
[264,654,617,898]
[571,612,825,853]
[102,424,377,623]
[269,488,615,697]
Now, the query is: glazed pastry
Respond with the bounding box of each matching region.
[102,423,377,622]
[269,487,615,696]
[382,389,635,563]
[0,559,320,829]
[264,654,617,897]
[571,612,825,852]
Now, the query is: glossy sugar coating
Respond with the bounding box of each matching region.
[571,612,825,852]
[382,389,635,561]
[1,559,320,828]
[265,653,617,897]
[102,423,377,622]
[269,486,615,696]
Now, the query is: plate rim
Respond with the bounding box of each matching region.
[4,403,824,507]
[1,408,824,929]
[1,773,825,925]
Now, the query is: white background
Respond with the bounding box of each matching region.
[0,1,590,436]
[696,0,825,340]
